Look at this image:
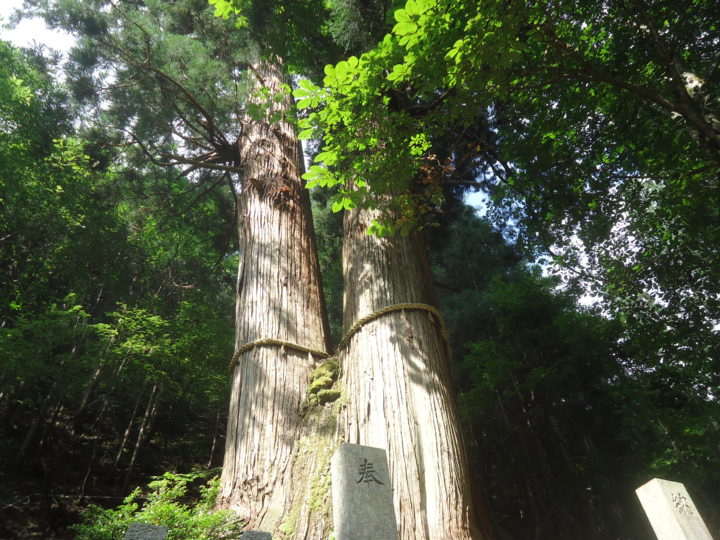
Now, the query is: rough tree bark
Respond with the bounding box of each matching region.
[339,206,493,540]
[217,59,333,537]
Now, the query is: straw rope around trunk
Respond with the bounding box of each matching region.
[228,303,451,372]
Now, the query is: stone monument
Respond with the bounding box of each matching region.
[124,522,168,540]
[636,478,713,540]
[331,443,398,540]
[242,532,272,539]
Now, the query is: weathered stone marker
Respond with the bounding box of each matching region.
[124,522,168,540]
[242,531,272,539]
[331,443,398,540]
[636,478,713,540]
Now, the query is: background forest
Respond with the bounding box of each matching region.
[1,0,719,538]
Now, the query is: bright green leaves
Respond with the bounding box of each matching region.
[393,0,434,47]
[0,42,46,144]
[72,473,242,540]
[284,2,427,210]
[302,165,335,189]
[387,62,411,82]
[323,55,360,89]
[7,75,34,105]
[332,57,358,88]
[207,0,339,77]
[367,219,395,237]
[245,102,265,122]
[444,38,465,64]
[246,84,292,123]
[400,0,434,18]
[331,195,355,212]
[314,149,339,166]
[336,55,360,76]
[293,78,324,109]
[393,9,419,42]
[207,0,248,27]
[303,146,340,189]
[297,123,316,140]
[208,0,232,18]
[290,0,471,229]
[409,133,431,156]
[48,137,92,178]
[346,55,359,70]
[302,144,345,193]
[304,0,668,238]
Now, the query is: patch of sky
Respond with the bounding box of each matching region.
[0,0,74,54]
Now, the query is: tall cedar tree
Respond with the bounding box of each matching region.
[298,5,720,535]
[29,0,337,534]
[297,0,720,421]
[214,0,490,536]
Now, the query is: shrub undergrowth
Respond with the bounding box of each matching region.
[71,470,244,539]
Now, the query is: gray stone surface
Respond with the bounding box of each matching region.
[331,442,398,540]
[124,522,168,540]
[242,532,272,539]
[636,478,713,540]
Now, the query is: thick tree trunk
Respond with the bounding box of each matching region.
[339,206,491,539]
[217,59,332,537]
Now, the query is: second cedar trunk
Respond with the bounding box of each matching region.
[339,205,488,539]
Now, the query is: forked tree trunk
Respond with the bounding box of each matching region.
[339,206,491,539]
[217,59,332,537]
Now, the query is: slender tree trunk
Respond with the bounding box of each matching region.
[80,435,100,500]
[19,382,57,459]
[121,384,160,494]
[113,386,144,468]
[75,333,115,422]
[90,353,130,432]
[0,374,8,405]
[36,395,64,453]
[0,379,23,431]
[76,362,103,417]
[339,206,491,539]
[207,406,222,468]
[217,59,332,537]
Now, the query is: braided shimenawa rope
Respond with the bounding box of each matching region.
[228,303,451,372]
[335,302,450,353]
[228,338,330,371]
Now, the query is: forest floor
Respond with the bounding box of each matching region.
[1,401,223,539]
[0,470,86,539]
[2,409,147,539]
